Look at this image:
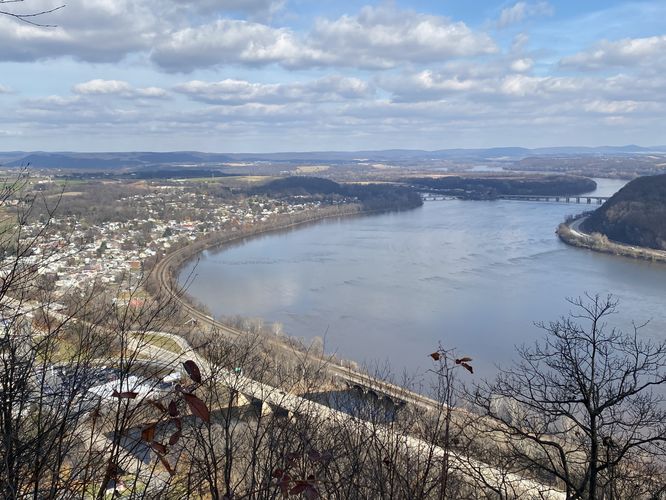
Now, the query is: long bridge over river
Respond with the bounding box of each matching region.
[421,193,609,204]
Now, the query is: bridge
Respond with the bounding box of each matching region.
[420,193,609,204]
[421,194,451,201]
[499,194,609,204]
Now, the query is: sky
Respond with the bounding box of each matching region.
[0,0,665,152]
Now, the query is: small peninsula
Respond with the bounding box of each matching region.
[582,174,666,250]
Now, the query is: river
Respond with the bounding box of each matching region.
[180,178,666,379]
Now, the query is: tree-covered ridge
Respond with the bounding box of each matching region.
[583,174,666,250]
[409,174,596,198]
[253,176,423,210]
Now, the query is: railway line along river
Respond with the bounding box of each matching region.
[179,178,666,379]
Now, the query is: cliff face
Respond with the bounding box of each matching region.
[582,174,666,250]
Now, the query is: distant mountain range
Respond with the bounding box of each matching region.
[2,145,666,169]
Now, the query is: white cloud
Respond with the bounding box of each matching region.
[0,0,161,63]
[582,99,653,114]
[561,35,666,70]
[497,1,553,29]
[174,76,373,105]
[0,2,497,73]
[73,79,132,95]
[0,84,12,94]
[152,5,496,72]
[311,6,497,69]
[510,58,533,72]
[499,74,582,97]
[152,20,331,72]
[73,79,168,99]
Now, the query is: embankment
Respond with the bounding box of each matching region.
[557,217,666,264]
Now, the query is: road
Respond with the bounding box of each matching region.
[136,330,566,499]
[568,216,589,239]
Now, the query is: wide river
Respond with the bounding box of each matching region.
[180,178,666,379]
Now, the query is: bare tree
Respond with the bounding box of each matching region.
[0,0,64,27]
[470,294,666,499]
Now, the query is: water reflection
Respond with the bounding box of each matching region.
[180,179,666,379]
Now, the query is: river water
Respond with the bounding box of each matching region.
[180,178,666,379]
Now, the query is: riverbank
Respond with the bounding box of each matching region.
[557,216,666,263]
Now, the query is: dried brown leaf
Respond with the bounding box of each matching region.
[183,392,210,423]
[183,360,202,384]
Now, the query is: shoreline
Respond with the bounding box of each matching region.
[557,216,666,264]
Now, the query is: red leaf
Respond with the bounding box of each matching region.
[303,485,319,500]
[168,400,178,417]
[279,474,292,495]
[151,441,167,454]
[112,390,138,399]
[158,454,175,476]
[141,423,156,442]
[460,362,474,374]
[430,352,441,361]
[272,468,285,479]
[183,392,210,423]
[183,360,202,384]
[174,417,182,430]
[150,401,167,413]
[168,430,181,446]
[290,482,308,495]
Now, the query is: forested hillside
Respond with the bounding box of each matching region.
[583,174,666,249]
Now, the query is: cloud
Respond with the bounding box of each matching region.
[497,1,553,29]
[73,80,132,95]
[381,64,589,103]
[0,2,496,72]
[582,99,656,115]
[73,79,168,99]
[0,0,161,63]
[311,6,497,69]
[152,19,331,72]
[173,76,373,105]
[152,5,496,72]
[510,58,533,72]
[170,0,285,18]
[560,35,666,70]
[0,84,12,94]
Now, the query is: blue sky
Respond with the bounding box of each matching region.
[0,0,664,152]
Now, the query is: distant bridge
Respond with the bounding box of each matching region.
[498,194,609,204]
[420,193,609,204]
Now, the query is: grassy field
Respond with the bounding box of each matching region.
[133,332,183,354]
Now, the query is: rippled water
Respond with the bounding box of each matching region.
[180,178,665,378]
